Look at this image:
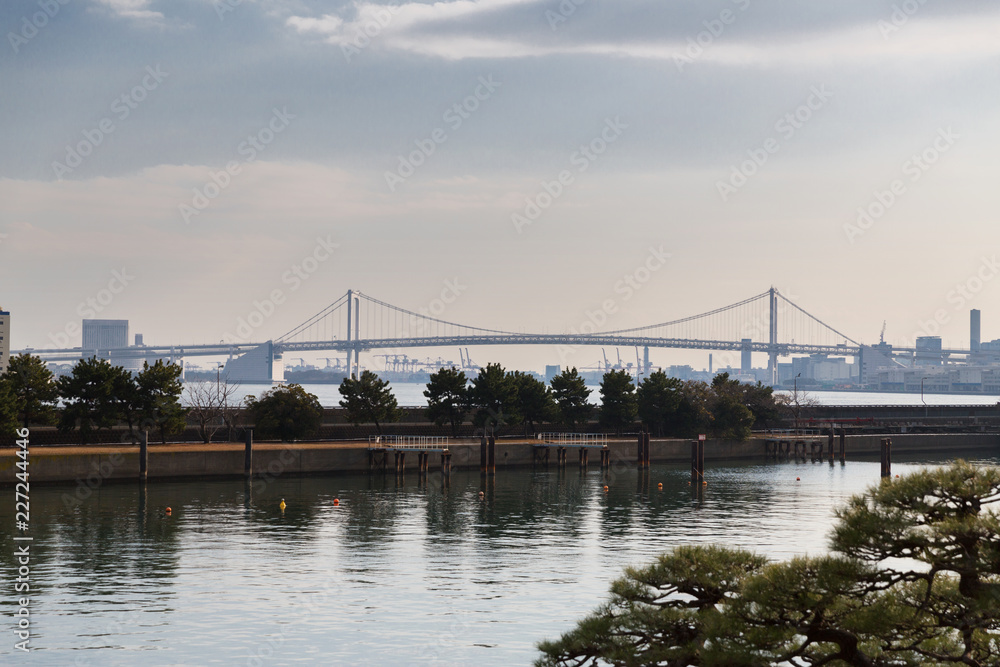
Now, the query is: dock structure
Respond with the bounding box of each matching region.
[367,436,452,476]
[532,433,610,469]
[763,430,830,461]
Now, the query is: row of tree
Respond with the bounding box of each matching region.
[336,364,782,440]
[2,353,785,442]
[0,353,320,444]
[422,365,782,439]
[0,354,186,444]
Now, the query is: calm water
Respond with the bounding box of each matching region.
[197,382,1000,408]
[3,453,998,665]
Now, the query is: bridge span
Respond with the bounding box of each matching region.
[14,288,968,383]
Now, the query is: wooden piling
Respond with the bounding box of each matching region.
[638,432,645,467]
[488,435,496,475]
[880,438,892,478]
[139,430,148,481]
[691,441,699,484]
[480,435,488,474]
[600,446,610,468]
[697,438,705,481]
[442,451,452,476]
[839,429,846,462]
[643,432,651,468]
[244,428,253,478]
[827,428,834,461]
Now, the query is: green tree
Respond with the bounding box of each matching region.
[1,353,59,427]
[513,371,555,436]
[338,371,399,435]
[636,370,682,436]
[710,373,754,441]
[0,378,19,436]
[740,381,780,428]
[537,461,1000,667]
[537,545,769,667]
[57,357,131,444]
[550,368,592,430]
[598,370,637,435]
[674,380,713,437]
[468,363,520,430]
[424,366,468,436]
[135,360,187,444]
[248,383,324,441]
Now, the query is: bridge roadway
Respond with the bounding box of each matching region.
[14,336,968,362]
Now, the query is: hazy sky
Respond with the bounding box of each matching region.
[2,0,999,373]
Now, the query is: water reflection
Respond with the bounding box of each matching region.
[0,451,996,665]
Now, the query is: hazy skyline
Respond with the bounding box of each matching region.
[3,0,999,372]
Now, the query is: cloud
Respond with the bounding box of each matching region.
[284,0,1000,66]
[92,0,165,23]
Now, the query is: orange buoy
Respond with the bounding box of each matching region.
[165,507,172,515]
[478,491,485,498]
[796,477,801,481]
[603,485,609,492]
[657,482,663,489]
[333,498,340,506]
[702,481,707,486]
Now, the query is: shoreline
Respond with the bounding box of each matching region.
[3,433,997,486]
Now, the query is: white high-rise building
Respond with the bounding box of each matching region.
[0,309,9,374]
[82,319,129,350]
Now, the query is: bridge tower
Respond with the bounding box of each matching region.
[345,289,361,378]
[768,287,778,385]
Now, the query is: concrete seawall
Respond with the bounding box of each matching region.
[2,433,997,485]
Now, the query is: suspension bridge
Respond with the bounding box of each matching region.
[17,288,959,383]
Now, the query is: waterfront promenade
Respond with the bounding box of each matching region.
[3,433,997,484]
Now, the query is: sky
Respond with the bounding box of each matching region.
[2,0,999,374]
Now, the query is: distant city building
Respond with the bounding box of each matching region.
[544,365,560,381]
[0,309,9,374]
[82,319,129,350]
[915,336,943,366]
[860,342,895,387]
[81,319,143,371]
[971,309,981,352]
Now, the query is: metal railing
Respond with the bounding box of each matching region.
[535,433,608,447]
[368,435,450,449]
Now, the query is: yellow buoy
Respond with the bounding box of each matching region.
[279,499,286,511]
